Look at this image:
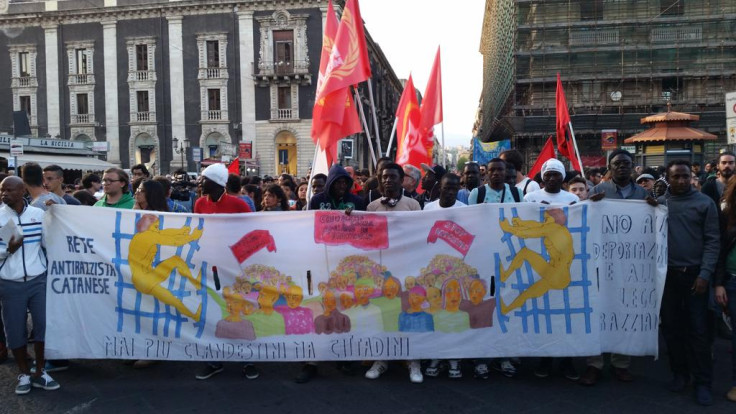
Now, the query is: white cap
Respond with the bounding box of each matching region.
[201,163,229,187]
[541,159,566,180]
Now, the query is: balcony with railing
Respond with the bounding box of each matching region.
[200,110,229,122]
[254,60,311,86]
[132,111,156,123]
[68,73,94,85]
[12,77,37,88]
[270,108,298,121]
[198,67,228,80]
[569,29,620,46]
[128,71,156,82]
[71,113,93,124]
[651,26,702,43]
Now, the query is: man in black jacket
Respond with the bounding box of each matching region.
[658,159,720,406]
[308,165,366,211]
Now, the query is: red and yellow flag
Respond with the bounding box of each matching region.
[311,0,363,164]
[315,0,372,102]
[394,75,429,168]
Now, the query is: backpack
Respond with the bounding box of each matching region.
[476,184,520,204]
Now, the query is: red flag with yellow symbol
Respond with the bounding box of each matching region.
[394,75,430,168]
[315,0,372,102]
[311,0,363,164]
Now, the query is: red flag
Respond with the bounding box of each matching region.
[555,73,581,172]
[227,159,239,175]
[315,0,371,102]
[419,47,443,132]
[527,136,556,179]
[311,0,362,164]
[394,75,427,167]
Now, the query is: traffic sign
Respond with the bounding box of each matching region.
[727,92,736,119]
[10,139,23,156]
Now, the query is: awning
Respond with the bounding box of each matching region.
[1,152,116,171]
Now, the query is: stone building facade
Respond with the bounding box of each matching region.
[0,0,401,176]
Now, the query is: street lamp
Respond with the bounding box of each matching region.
[172,137,190,170]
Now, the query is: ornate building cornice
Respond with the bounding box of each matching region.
[0,0,326,28]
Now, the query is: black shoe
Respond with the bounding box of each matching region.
[695,385,713,406]
[668,374,689,393]
[534,358,552,378]
[561,362,580,381]
[242,364,259,380]
[295,364,318,384]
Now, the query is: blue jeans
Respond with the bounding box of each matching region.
[660,268,712,387]
[725,278,736,386]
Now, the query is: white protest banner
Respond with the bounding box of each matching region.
[44,200,666,361]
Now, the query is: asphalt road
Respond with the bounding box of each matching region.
[0,337,734,413]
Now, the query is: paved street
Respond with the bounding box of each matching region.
[0,337,733,413]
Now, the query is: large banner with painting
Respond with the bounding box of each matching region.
[43,200,667,361]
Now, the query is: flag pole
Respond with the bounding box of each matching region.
[440,122,446,168]
[305,145,319,201]
[367,81,383,160]
[385,117,398,157]
[568,121,584,172]
[353,86,378,167]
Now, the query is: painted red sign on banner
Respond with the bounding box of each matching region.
[229,230,277,264]
[239,142,252,159]
[314,211,388,250]
[427,220,475,256]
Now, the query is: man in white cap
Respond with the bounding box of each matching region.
[523,159,578,205]
[194,163,254,381]
[194,164,252,214]
[521,158,579,381]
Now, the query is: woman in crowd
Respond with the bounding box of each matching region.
[262,184,290,212]
[244,184,263,212]
[134,180,169,212]
[715,178,736,402]
[292,182,308,211]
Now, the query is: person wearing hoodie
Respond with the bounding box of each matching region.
[93,168,135,209]
[657,159,720,406]
[308,165,366,211]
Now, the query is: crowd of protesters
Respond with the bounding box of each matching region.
[0,149,734,406]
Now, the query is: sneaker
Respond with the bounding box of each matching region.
[408,360,423,383]
[560,360,579,381]
[612,367,634,382]
[578,366,601,386]
[448,360,462,379]
[695,385,713,406]
[493,359,517,378]
[474,363,489,380]
[294,364,317,384]
[133,360,158,369]
[425,359,442,377]
[30,371,61,391]
[365,361,388,380]
[534,358,552,378]
[30,360,69,374]
[242,364,259,380]
[195,363,224,380]
[15,374,31,395]
[726,386,736,402]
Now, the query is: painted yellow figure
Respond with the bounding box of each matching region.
[128,214,203,321]
[427,287,442,314]
[498,210,574,314]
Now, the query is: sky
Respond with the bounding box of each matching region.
[360,0,485,150]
